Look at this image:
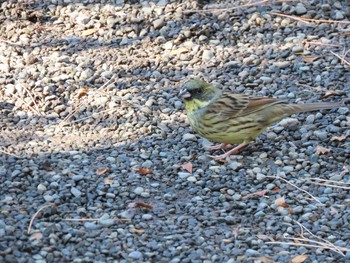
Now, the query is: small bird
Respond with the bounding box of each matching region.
[179,79,342,159]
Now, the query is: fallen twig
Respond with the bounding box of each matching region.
[18,82,43,116]
[266,221,350,256]
[184,0,295,13]
[330,51,350,67]
[266,175,322,204]
[302,41,342,48]
[64,218,99,221]
[270,12,350,24]
[28,204,55,234]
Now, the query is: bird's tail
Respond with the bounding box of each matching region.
[287,101,343,114]
[266,101,343,124]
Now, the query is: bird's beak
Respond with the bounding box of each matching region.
[179,88,191,100]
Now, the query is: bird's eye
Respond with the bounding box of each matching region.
[192,89,201,95]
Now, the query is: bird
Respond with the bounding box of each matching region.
[179,79,343,160]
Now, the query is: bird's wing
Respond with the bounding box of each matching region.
[206,92,285,117]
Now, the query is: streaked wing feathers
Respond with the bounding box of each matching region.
[206,92,285,118]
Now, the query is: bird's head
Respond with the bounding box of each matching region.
[179,79,220,112]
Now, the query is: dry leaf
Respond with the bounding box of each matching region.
[129,202,154,210]
[77,88,88,99]
[331,135,347,142]
[136,168,152,175]
[322,91,339,99]
[181,162,193,174]
[96,168,108,175]
[271,187,281,193]
[291,254,308,263]
[243,189,269,199]
[295,231,303,238]
[131,229,145,234]
[275,196,289,208]
[316,145,331,155]
[31,232,43,240]
[255,256,276,263]
[303,56,318,63]
[104,178,114,185]
[82,28,98,36]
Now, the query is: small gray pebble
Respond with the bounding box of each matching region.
[37,184,47,191]
[134,187,144,195]
[129,251,143,260]
[279,118,299,130]
[98,219,115,227]
[202,50,213,61]
[305,115,315,124]
[142,214,153,220]
[256,173,266,181]
[245,249,260,257]
[71,187,82,198]
[295,5,307,15]
[84,222,101,230]
[187,176,197,182]
[273,61,289,69]
[338,107,349,115]
[260,77,272,83]
[72,174,84,182]
[43,195,54,202]
[313,130,328,141]
[182,134,197,141]
[178,172,191,179]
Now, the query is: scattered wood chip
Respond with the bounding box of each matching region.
[243,189,269,199]
[82,28,98,36]
[303,56,319,63]
[331,135,347,142]
[77,88,89,99]
[104,178,114,185]
[96,168,108,175]
[271,187,281,193]
[136,168,152,175]
[134,202,154,210]
[291,254,308,263]
[181,162,193,174]
[316,145,331,155]
[275,196,289,208]
[30,232,43,240]
[131,229,145,234]
[321,91,339,99]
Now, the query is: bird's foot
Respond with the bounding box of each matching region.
[208,143,249,160]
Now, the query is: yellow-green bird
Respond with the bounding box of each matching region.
[179,79,342,159]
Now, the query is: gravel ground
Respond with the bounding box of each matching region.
[1,0,350,262]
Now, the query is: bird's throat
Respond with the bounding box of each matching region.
[185,98,210,112]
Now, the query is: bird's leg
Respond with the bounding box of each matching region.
[204,143,232,150]
[208,143,250,160]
